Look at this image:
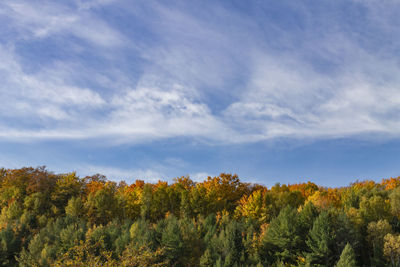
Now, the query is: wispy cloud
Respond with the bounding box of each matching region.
[1,0,400,145]
[1,0,124,47]
[75,164,165,183]
[0,44,105,127]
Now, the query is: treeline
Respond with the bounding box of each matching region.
[1,167,400,266]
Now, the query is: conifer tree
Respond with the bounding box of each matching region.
[159,215,184,265]
[306,211,336,266]
[336,243,357,267]
[261,206,301,264]
[200,248,214,267]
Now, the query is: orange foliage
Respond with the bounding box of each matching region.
[307,188,341,209]
[123,180,145,194]
[85,181,105,195]
[288,182,319,198]
[381,177,400,190]
[155,180,168,188]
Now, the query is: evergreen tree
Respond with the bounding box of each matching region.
[200,248,214,266]
[159,215,184,265]
[261,206,301,264]
[0,167,399,266]
[306,211,336,266]
[0,226,20,266]
[336,243,357,267]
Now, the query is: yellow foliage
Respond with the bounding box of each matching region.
[235,190,268,223]
[307,189,341,210]
[383,233,400,266]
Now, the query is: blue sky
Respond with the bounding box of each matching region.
[1,0,400,187]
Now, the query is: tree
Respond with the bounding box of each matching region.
[201,173,250,214]
[367,219,392,266]
[298,202,319,236]
[383,233,400,267]
[0,226,20,266]
[130,219,156,250]
[306,211,336,266]
[336,243,357,267]
[85,182,120,225]
[390,187,400,218]
[121,181,143,221]
[158,215,184,265]
[359,195,391,224]
[235,190,268,223]
[65,197,85,218]
[53,238,116,267]
[261,206,301,264]
[51,172,82,214]
[120,245,168,267]
[140,184,153,220]
[200,248,214,267]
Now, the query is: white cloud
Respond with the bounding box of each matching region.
[1,0,124,47]
[224,45,400,140]
[0,44,105,125]
[76,165,164,183]
[2,0,400,145]
[189,172,213,182]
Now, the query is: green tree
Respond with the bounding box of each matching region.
[359,195,391,224]
[65,197,85,218]
[261,206,301,264]
[140,184,153,220]
[200,248,214,267]
[158,215,184,265]
[367,219,392,266]
[306,211,336,266]
[0,226,20,266]
[51,172,82,215]
[390,187,400,218]
[130,219,156,250]
[85,183,120,225]
[298,202,319,236]
[336,243,357,267]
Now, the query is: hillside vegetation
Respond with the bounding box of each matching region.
[1,167,400,266]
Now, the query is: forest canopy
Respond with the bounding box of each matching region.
[1,166,400,266]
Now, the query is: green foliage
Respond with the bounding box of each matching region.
[200,248,213,266]
[336,243,357,267]
[159,215,184,264]
[65,196,85,218]
[390,187,400,218]
[130,218,156,250]
[0,167,399,266]
[306,211,336,266]
[85,183,120,225]
[262,206,302,264]
[298,201,319,235]
[0,226,20,266]
[367,219,392,265]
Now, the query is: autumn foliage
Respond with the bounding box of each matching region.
[1,167,400,266]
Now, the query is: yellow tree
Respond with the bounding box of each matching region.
[235,190,268,223]
[201,173,250,214]
[383,233,400,266]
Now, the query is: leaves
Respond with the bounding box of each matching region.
[0,167,400,266]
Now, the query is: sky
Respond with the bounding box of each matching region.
[1,0,400,187]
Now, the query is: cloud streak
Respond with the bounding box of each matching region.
[1,0,400,145]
